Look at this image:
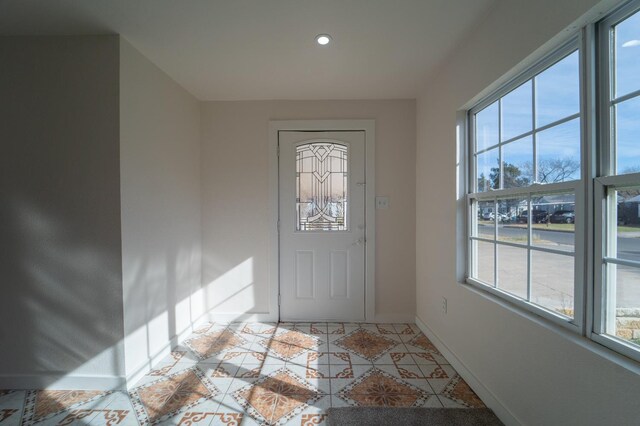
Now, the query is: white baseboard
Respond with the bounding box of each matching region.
[207,312,278,323]
[204,312,414,324]
[124,346,172,390]
[202,311,446,325]
[124,315,211,389]
[414,316,521,426]
[0,374,126,391]
[0,317,214,391]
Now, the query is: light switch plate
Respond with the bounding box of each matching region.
[376,196,390,209]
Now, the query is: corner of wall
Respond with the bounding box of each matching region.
[118,39,205,387]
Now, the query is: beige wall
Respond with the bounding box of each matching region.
[416,0,640,424]
[201,100,416,322]
[119,39,203,385]
[0,36,124,389]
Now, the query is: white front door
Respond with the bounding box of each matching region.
[279,131,366,321]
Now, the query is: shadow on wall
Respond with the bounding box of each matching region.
[0,195,261,390]
[121,244,204,384]
[106,251,260,387]
[0,196,124,387]
[0,35,265,392]
[117,251,259,387]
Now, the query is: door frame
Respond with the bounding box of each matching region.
[268,120,376,322]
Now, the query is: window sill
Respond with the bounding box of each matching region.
[460,278,640,376]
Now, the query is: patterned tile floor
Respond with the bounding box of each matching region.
[0,322,485,425]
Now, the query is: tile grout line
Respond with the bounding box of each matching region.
[3,322,485,425]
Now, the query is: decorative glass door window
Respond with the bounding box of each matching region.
[296,142,348,231]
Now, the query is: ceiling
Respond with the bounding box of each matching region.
[0,0,496,101]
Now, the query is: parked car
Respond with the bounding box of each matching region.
[517,209,549,224]
[550,210,575,224]
[481,211,494,220]
[497,213,511,223]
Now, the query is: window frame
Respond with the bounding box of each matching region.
[592,0,640,363]
[467,36,585,334]
[466,0,640,364]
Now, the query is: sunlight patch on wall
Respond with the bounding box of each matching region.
[204,257,256,313]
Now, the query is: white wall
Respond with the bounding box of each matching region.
[0,35,203,390]
[119,39,202,384]
[416,0,640,424]
[0,36,125,389]
[201,100,416,322]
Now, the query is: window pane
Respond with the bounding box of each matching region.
[497,245,528,299]
[473,240,495,286]
[531,251,574,318]
[605,188,640,349]
[501,81,533,141]
[467,43,587,330]
[497,196,528,244]
[536,118,581,183]
[502,136,533,188]
[476,148,499,192]
[535,51,580,127]
[532,192,575,252]
[606,264,640,347]
[614,9,640,99]
[296,142,348,231]
[614,97,640,175]
[610,187,640,261]
[476,101,499,152]
[476,200,495,239]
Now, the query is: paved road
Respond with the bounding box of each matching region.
[475,222,640,311]
[478,223,640,262]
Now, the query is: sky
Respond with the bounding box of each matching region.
[475,9,640,187]
[616,10,640,173]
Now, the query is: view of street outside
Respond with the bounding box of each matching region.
[474,219,640,344]
[470,7,640,351]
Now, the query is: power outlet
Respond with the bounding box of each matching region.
[442,297,448,315]
[376,196,390,209]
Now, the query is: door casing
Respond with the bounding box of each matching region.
[268,120,376,322]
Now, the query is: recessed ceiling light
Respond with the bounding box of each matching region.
[315,34,332,46]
